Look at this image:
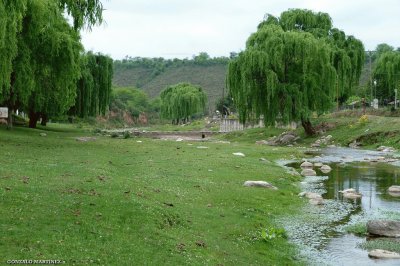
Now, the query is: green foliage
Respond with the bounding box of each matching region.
[373,50,400,101]
[22,0,83,127]
[215,94,236,115]
[0,1,26,103]
[0,0,106,128]
[160,83,207,122]
[227,9,364,133]
[58,0,103,30]
[73,52,113,118]
[123,131,130,139]
[261,227,287,241]
[111,87,150,119]
[345,95,362,105]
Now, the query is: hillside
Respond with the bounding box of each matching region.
[112,56,229,112]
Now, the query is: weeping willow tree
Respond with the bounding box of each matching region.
[227,9,364,136]
[58,0,103,30]
[0,1,26,127]
[373,51,400,101]
[72,52,113,118]
[160,83,207,124]
[0,0,104,128]
[18,0,83,128]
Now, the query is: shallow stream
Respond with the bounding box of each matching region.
[283,148,400,266]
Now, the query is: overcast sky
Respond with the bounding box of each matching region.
[81,0,400,60]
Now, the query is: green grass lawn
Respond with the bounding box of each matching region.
[0,124,305,265]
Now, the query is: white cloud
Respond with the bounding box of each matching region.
[81,0,400,59]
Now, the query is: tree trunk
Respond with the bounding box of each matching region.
[6,107,12,130]
[301,118,316,136]
[28,111,39,128]
[40,114,48,126]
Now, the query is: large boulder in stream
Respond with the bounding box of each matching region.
[388,186,400,193]
[367,220,400,237]
[388,186,400,197]
[301,169,316,176]
[300,161,313,168]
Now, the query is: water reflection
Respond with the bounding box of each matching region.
[323,163,400,211]
[285,160,400,265]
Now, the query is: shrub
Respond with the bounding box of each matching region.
[261,227,287,241]
[123,131,130,139]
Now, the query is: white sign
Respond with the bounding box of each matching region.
[0,107,8,118]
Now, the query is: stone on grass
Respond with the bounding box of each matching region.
[176,138,183,142]
[300,161,313,168]
[196,146,209,149]
[301,169,316,176]
[39,133,47,137]
[76,137,96,142]
[368,249,400,259]
[314,162,323,167]
[233,152,245,157]
[243,181,277,190]
[367,220,400,237]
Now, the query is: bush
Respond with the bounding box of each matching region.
[111,132,119,138]
[261,227,287,241]
[358,115,369,125]
[123,131,130,139]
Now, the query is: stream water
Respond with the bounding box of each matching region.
[283,148,400,266]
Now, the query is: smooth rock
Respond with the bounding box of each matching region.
[388,191,400,197]
[233,152,245,157]
[176,138,183,142]
[320,165,332,171]
[314,162,323,167]
[243,181,278,190]
[339,188,362,199]
[197,146,209,149]
[39,133,47,137]
[301,169,316,176]
[255,140,268,145]
[367,220,400,237]
[299,192,323,200]
[388,186,400,193]
[300,161,313,168]
[368,249,400,259]
[309,198,324,205]
[76,137,96,142]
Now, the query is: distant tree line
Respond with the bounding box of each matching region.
[0,0,111,128]
[113,52,232,82]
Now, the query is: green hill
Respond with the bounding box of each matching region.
[112,56,229,111]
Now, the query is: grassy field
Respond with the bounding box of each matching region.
[0,124,305,265]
